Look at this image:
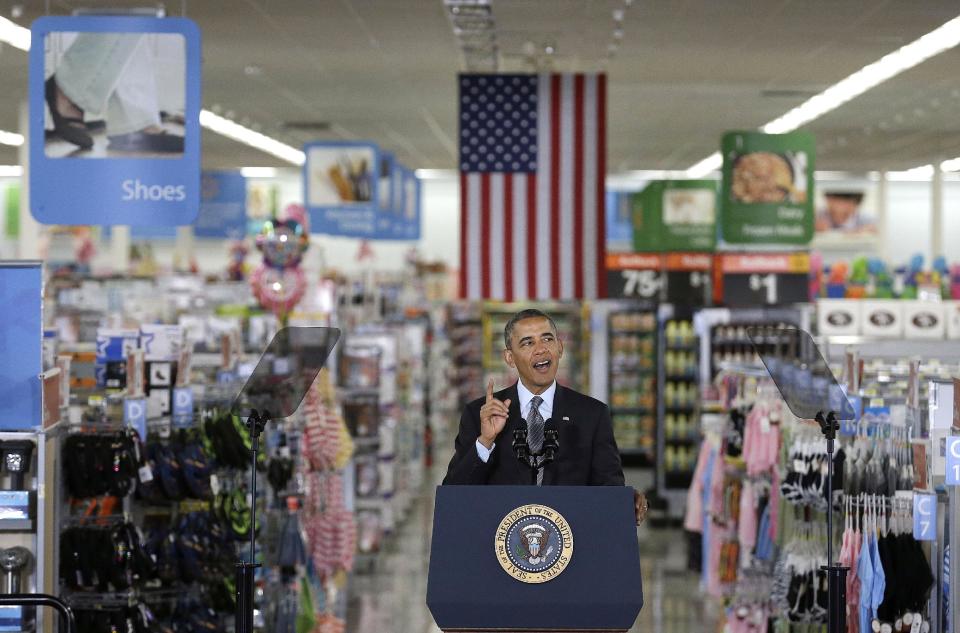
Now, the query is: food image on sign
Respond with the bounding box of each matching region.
[730,152,807,204]
[663,188,715,225]
[306,146,375,206]
[720,131,814,246]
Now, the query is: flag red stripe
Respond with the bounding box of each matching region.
[458,73,606,301]
[550,74,562,299]
[527,174,537,300]
[480,173,491,298]
[596,75,607,298]
[573,74,585,299]
[459,171,468,299]
[504,173,514,302]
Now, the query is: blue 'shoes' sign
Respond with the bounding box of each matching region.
[29,15,201,226]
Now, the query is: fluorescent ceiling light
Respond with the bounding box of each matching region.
[687,13,960,177]
[684,154,722,178]
[0,129,24,147]
[0,165,23,177]
[414,168,455,179]
[240,167,279,178]
[199,110,304,166]
[886,164,935,181]
[941,156,960,172]
[0,16,30,51]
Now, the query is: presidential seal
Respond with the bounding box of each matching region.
[494,504,573,584]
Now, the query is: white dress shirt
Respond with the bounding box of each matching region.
[476,380,557,462]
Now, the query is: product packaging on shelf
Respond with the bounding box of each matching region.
[860,300,904,338]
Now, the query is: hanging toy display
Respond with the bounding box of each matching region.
[74,228,96,271]
[250,205,310,318]
[226,240,249,281]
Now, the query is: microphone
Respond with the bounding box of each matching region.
[512,418,530,463]
[542,418,559,463]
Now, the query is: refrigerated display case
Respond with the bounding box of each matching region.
[657,305,700,496]
[607,307,658,464]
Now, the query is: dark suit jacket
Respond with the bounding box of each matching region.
[442,382,625,486]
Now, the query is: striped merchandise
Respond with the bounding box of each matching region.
[459,73,607,301]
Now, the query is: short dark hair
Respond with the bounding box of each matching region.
[503,309,559,349]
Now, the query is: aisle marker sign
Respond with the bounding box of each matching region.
[196,171,247,238]
[172,386,193,427]
[632,180,717,252]
[124,397,147,442]
[304,140,385,238]
[947,436,960,486]
[912,493,936,541]
[720,131,815,246]
[29,16,202,226]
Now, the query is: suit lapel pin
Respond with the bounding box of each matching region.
[562,416,570,422]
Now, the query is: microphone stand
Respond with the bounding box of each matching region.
[815,410,846,633]
[236,408,268,633]
[512,426,559,485]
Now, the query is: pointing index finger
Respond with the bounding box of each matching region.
[486,379,494,403]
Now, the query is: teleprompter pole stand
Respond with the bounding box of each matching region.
[815,410,847,633]
[235,408,269,633]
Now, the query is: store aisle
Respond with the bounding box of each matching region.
[345,467,715,633]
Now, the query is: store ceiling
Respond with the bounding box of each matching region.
[2,0,960,172]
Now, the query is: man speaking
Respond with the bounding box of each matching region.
[442,308,648,525]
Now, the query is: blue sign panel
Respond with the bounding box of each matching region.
[376,152,396,237]
[0,263,42,430]
[96,328,139,362]
[196,170,247,238]
[913,493,937,541]
[394,166,421,241]
[304,141,380,238]
[124,397,147,441]
[947,436,960,486]
[172,386,194,427]
[606,190,634,248]
[29,16,201,226]
[378,152,396,212]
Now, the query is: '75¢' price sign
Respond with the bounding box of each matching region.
[606,254,663,300]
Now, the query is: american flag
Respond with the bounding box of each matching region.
[458,73,607,301]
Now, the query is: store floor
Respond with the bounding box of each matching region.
[345,467,716,633]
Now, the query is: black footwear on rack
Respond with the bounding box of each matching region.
[45,76,94,150]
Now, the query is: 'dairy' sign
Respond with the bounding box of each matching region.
[29,16,201,226]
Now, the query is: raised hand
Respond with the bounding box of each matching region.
[478,379,512,449]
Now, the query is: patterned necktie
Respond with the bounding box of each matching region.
[527,395,545,486]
